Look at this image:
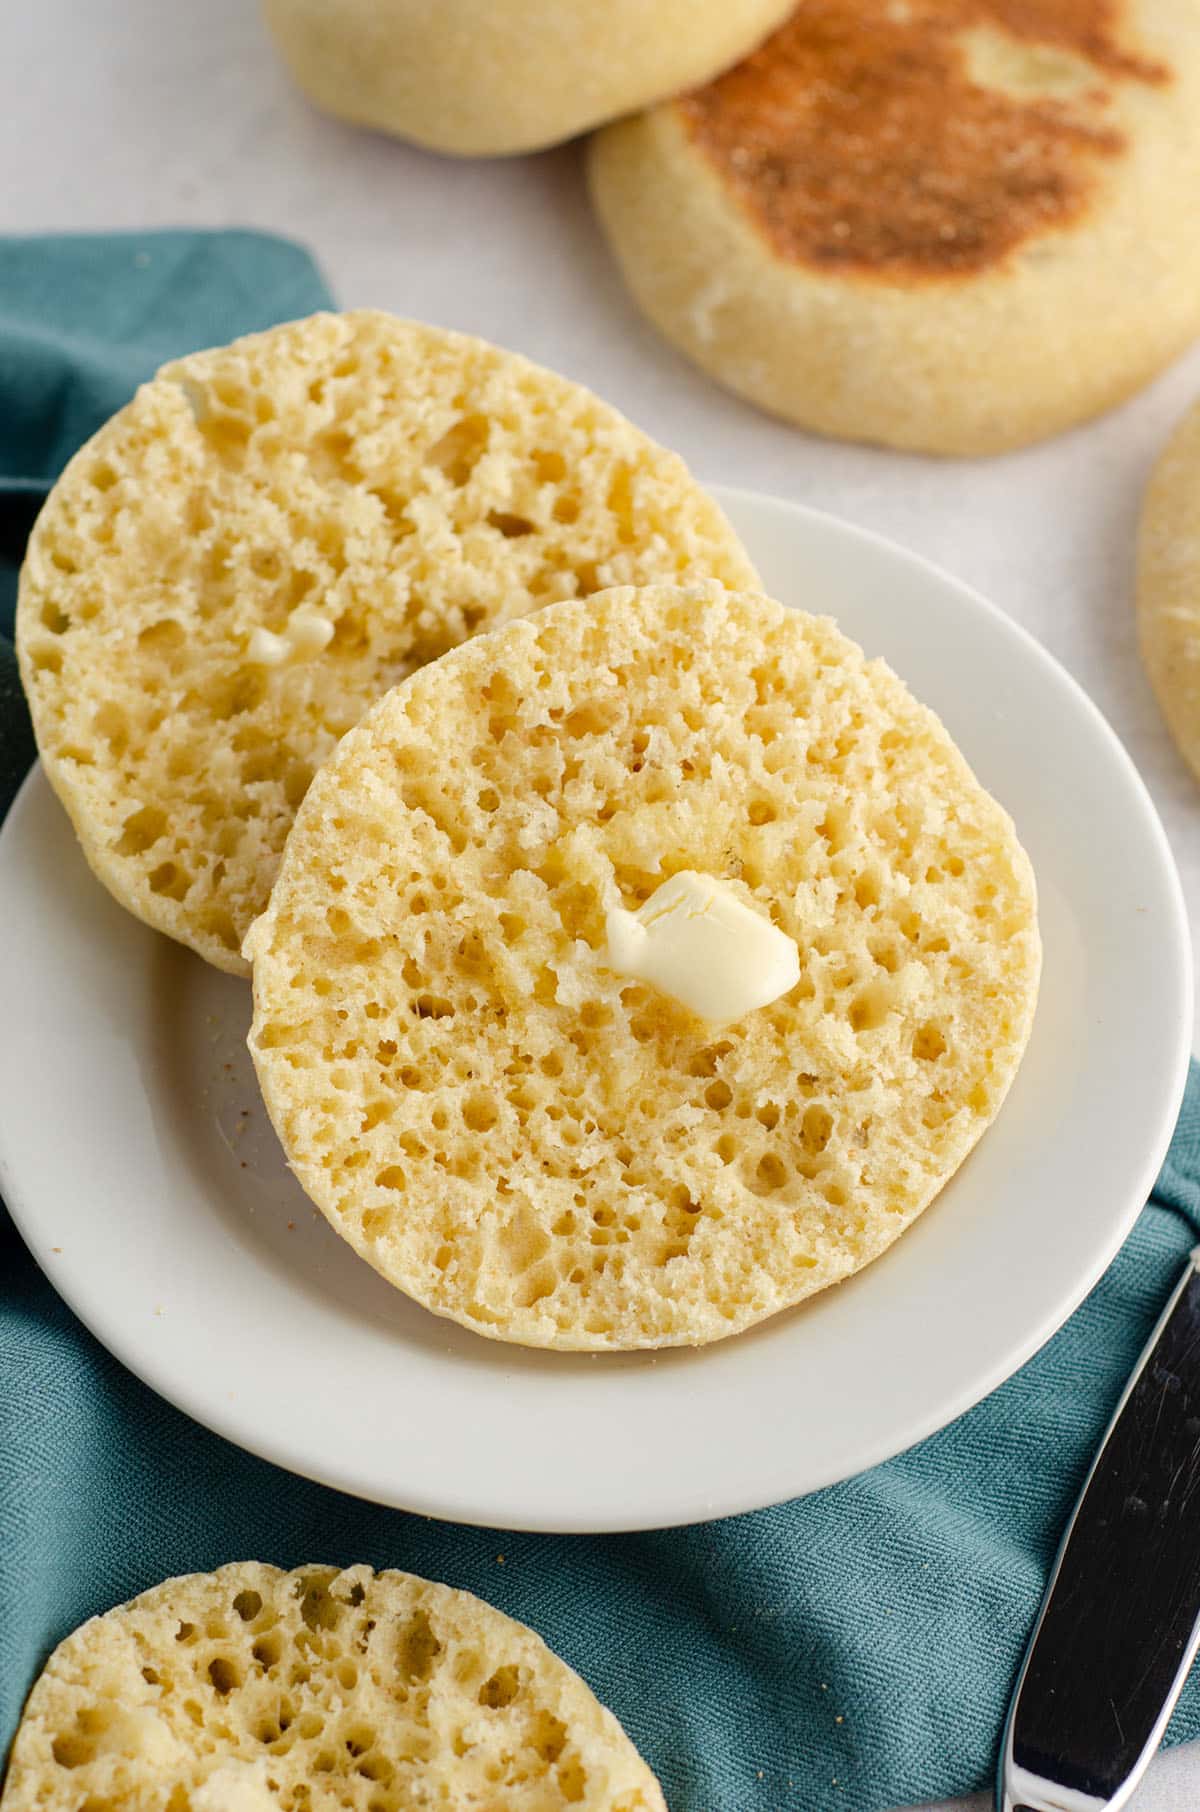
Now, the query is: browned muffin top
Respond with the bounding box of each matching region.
[679,0,1167,279]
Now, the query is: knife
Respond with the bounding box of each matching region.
[999,1246,1200,1812]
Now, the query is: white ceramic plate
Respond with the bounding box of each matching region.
[0,489,1190,1533]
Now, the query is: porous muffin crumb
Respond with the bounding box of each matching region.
[0,1563,665,1811]
[247,582,1040,1350]
[17,310,756,973]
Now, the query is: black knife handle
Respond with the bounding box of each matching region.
[1000,1251,1200,1811]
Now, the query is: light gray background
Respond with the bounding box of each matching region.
[3,3,1199,1806]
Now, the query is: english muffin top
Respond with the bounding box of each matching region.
[677,0,1168,279]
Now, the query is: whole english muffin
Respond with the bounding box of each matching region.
[1138,395,1200,786]
[16,309,756,974]
[0,1562,664,1811]
[589,1,1200,456]
[246,582,1041,1351]
[262,0,792,156]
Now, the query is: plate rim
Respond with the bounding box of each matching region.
[0,488,1192,1532]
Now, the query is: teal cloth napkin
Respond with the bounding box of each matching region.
[2,231,1200,1812]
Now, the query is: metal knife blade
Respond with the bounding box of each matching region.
[999,1246,1200,1812]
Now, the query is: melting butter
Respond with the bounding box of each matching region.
[603,871,800,1023]
[86,1706,182,1765]
[192,1767,279,1812]
[247,608,335,667]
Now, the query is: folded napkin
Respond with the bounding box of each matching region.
[2,231,1199,1812]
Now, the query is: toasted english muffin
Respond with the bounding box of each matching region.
[247,582,1040,1351]
[16,309,756,973]
[589,1,1200,455]
[0,1563,665,1812]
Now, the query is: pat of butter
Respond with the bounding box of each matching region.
[247,609,335,667]
[92,1707,181,1765]
[192,1767,278,1812]
[603,871,800,1023]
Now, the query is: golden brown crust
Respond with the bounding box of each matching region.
[678,0,1168,279]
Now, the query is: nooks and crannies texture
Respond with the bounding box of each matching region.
[247,584,1041,1351]
[0,1563,665,1812]
[16,310,757,973]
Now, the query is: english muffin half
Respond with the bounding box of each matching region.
[17,310,755,973]
[247,583,1040,1350]
[0,1563,664,1812]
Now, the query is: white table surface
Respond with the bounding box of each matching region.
[3,3,1199,1807]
